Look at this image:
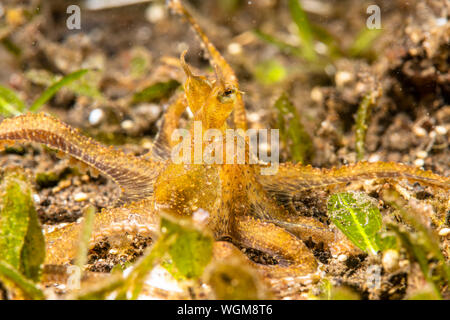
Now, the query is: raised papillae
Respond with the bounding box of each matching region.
[0,0,448,292]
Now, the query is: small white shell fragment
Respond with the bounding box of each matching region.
[89,108,104,126]
[247,112,261,123]
[416,150,428,159]
[146,3,166,23]
[314,42,328,55]
[135,104,161,122]
[413,158,424,167]
[435,17,447,26]
[227,42,242,55]
[438,228,450,237]
[74,192,88,202]
[434,126,447,135]
[413,126,427,137]
[368,154,381,163]
[121,119,134,130]
[310,87,323,104]
[382,249,399,272]
[335,71,353,87]
[33,194,41,203]
[337,254,348,262]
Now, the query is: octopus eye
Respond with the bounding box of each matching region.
[218,88,236,103]
[223,88,234,96]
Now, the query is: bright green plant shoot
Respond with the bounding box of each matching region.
[274,93,314,163]
[355,90,380,161]
[160,216,213,280]
[100,215,213,300]
[0,69,88,117]
[254,0,382,66]
[327,191,382,255]
[0,168,46,299]
[288,0,317,62]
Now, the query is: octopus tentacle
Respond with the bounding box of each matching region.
[232,216,318,275]
[45,199,159,265]
[150,92,187,161]
[259,161,449,201]
[168,0,247,130]
[0,113,167,202]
